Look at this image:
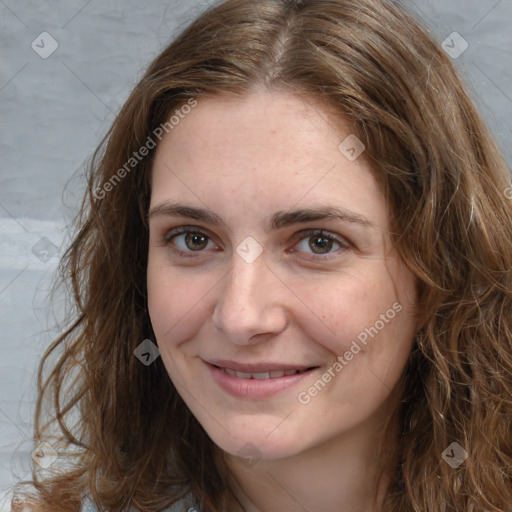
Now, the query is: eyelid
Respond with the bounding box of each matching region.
[164,225,215,243]
[289,229,350,248]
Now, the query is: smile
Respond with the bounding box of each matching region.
[217,366,310,379]
[206,362,319,399]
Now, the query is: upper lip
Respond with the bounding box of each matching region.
[204,359,318,373]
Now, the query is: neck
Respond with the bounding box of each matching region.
[222,416,397,512]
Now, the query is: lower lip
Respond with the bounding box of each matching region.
[206,363,318,399]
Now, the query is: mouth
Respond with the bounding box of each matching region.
[212,364,318,379]
[205,361,321,399]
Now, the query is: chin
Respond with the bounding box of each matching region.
[201,416,310,463]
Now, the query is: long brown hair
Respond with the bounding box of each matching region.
[14,0,512,510]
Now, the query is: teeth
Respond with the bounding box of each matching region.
[252,372,270,379]
[235,371,254,379]
[223,368,302,379]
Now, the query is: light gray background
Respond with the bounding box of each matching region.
[0,0,511,509]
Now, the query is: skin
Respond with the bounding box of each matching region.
[147,90,418,512]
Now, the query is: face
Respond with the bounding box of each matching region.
[147,90,417,461]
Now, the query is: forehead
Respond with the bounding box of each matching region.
[150,90,388,229]
[155,90,361,167]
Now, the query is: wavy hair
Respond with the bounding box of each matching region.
[14,0,512,510]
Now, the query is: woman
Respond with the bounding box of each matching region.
[14,0,512,510]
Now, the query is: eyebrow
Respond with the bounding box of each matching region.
[147,202,374,231]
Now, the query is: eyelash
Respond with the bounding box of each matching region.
[163,225,350,260]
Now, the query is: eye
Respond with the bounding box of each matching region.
[162,226,350,260]
[290,230,349,258]
[164,226,218,256]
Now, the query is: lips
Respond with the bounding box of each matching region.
[204,358,320,398]
[206,361,319,399]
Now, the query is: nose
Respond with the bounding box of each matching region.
[212,251,287,345]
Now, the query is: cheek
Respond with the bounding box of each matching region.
[287,266,402,356]
[146,257,215,348]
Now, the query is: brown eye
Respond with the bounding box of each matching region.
[309,235,335,254]
[164,227,217,256]
[291,229,349,259]
[184,232,209,251]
